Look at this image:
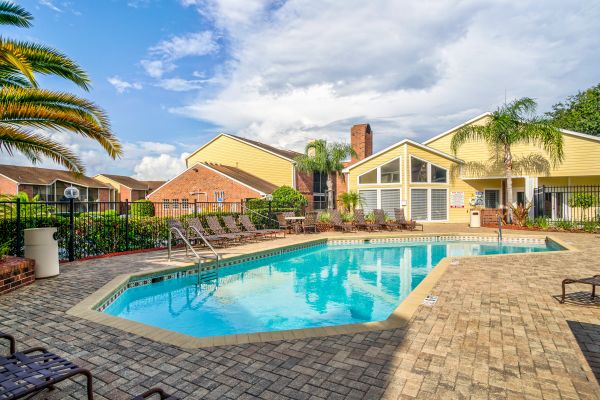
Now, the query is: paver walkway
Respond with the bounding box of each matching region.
[1,226,599,399]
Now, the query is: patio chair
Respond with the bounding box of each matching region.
[560,275,600,303]
[205,216,246,242]
[353,209,377,231]
[301,211,318,233]
[132,387,180,400]
[329,209,355,232]
[374,209,401,230]
[0,331,94,399]
[186,217,231,247]
[276,213,293,234]
[222,216,260,240]
[394,208,423,231]
[239,215,283,238]
[167,220,204,245]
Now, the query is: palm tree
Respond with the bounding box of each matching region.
[339,191,361,214]
[295,139,355,210]
[450,97,563,222]
[0,1,121,174]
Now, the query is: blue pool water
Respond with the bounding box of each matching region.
[104,240,562,337]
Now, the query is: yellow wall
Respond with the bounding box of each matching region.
[93,175,119,190]
[186,135,294,187]
[426,122,600,178]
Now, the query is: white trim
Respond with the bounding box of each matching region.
[342,139,463,172]
[559,128,600,143]
[357,157,402,187]
[0,172,18,184]
[13,178,108,189]
[357,187,402,214]
[422,112,493,145]
[409,187,449,222]
[148,162,268,199]
[292,166,297,189]
[185,133,298,165]
[408,155,448,185]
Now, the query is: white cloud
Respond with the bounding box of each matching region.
[157,78,205,92]
[133,153,189,180]
[150,31,217,60]
[39,0,62,12]
[107,76,143,93]
[140,60,174,79]
[173,0,600,151]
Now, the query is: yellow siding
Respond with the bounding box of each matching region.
[186,135,294,187]
[427,123,600,178]
[93,175,119,190]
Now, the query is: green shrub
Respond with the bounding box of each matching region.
[341,212,353,223]
[554,220,574,231]
[319,212,331,223]
[131,200,155,216]
[533,217,550,229]
[582,220,600,233]
[365,211,375,223]
[271,186,307,209]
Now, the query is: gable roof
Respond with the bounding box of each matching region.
[140,180,166,191]
[342,139,464,172]
[186,133,302,164]
[96,174,150,190]
[0,164,110,188]
[422,112,493,145]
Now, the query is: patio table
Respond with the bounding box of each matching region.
[285,216,305,233]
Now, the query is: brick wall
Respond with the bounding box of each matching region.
[119,186,132,201]
[350,124,373,164]
[295,170,314,208]
[148,164,262,204]
[0,257,35,296]
[18,184,34,199]
[98,188,110,202]
[0,177,17,195]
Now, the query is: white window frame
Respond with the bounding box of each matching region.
[163,199,170,209]
[409,155,448,185]
[172,199,179,209]
[357,157,402,186]
[181,198,189,210]
[409,187,449,222]
[358,188,402,214]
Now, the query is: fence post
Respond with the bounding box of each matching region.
[194,200,198,217]
[15,197,21,257]
[68,198,75,262]
[125,199,130,252]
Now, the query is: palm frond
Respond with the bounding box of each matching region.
[512,118,564,165]
[0,39,36,87]
[450,124,494,154]
[0,1,32,27]
[3,40,91,90]
[0,70,32,88]
[511,153,551,176]
[0,124,84,173]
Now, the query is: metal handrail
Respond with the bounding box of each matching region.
[188,226,220,267]
[167,227,218,264]
[241,204,281,226]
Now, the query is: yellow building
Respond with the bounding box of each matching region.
[343,113,600,223]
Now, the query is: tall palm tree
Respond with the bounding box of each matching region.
[295,139,355,210]
[450,97,563,222]
[0,1,121,174]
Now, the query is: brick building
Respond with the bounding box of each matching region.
[94,174,165,202]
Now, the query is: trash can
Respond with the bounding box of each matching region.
[469,210,481,228]
[24,227,59,278]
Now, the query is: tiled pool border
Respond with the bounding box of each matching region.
[67,233,573,349]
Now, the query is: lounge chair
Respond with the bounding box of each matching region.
[239,215,283,238]
[394,208,423,231]
[187,217,231,247]
[353,209,376,231]
[374,209,401,230]
[301,211,318,233]
[560,275,600,303]
[222,216,260,240]
[205,216,246,242]
[167,219,204,245]
[276,213,294,234]
[0,331,94,399]
[329,209,355,232]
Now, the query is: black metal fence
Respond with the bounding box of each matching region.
[533,185,600,223]
[0,199,263,261]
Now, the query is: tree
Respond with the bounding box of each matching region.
[339,191,360,214]
[294,139,355,210]
[451,97,563,223]
[0,1,121,174]
[546,83,600,136]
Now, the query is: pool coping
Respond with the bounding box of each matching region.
[66,233,575,349]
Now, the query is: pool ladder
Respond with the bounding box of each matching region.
[168,226,220,286]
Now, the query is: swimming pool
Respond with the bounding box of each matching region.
[103,238,563,338]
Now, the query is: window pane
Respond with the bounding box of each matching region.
[485,190,499,208]
[359,168,378,184]
[359,190,377,213]
[380,159,400,183]
[411,189,428,220]
[411,158,428,182]
[431,189,447,220]
[431,165,447,183]
[381,189,400,217]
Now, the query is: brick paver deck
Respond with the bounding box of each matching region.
[1,226,599,399]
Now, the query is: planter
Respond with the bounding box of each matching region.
[0,256,35,296]
[316,223,334,232]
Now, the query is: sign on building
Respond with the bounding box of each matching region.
[450,191,465,208]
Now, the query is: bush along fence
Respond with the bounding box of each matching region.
[532,185,600,231]
[0,199,300,262]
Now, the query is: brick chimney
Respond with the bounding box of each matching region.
[350,124,373,164]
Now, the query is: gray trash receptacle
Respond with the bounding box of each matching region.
[24,227,59,278]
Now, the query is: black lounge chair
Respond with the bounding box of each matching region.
[0,331,94,399]
[222,216,260,240]
[239,215,283,238]
[187,217,232,247]
[560,275,600,303]
[374,209,401,230]
[394,208,423,231]
[353,209,376,231]
[329,210,354,232]
[205,216,245,242]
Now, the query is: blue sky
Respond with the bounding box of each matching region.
[4,0,600,179]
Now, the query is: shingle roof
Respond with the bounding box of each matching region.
[140,180,166,191]
[99,174,149,190]
[0,164,110,188]
[204,163,278,194]
[227,134,302,160]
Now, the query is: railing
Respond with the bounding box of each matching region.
[533,185,600,223]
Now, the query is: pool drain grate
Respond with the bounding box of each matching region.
[422,295,438,306]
